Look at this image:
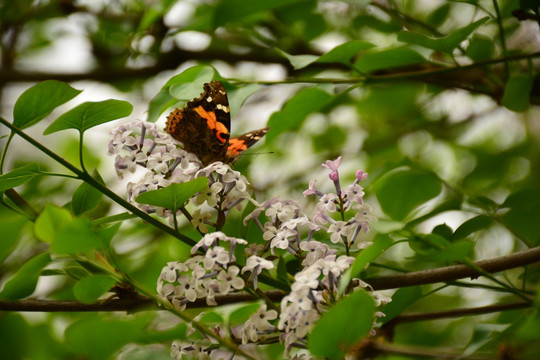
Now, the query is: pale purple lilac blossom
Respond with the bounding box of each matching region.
[109,121,252,230]
[152,154,382,358]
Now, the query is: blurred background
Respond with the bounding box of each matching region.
[1,0,540,358]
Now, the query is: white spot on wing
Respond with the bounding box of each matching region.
[216,104,230,113]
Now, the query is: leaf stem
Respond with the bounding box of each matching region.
[79,131,87,174]
[492,0,509,79]
[0,132,14,174]
[0,116,196,246]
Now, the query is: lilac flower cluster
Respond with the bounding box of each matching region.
[109,121,252,229]
[157,232,248,310]
[153,154,386,358]
[304,157,375,250]
[110,119,387,358]
[235,156,385,353]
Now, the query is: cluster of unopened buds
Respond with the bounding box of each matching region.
[109,122,389,359]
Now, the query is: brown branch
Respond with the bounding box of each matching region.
[0,290,286,312]
[1,247,539,313]
[0,48,294,84]
[354,339,495,360]
[365,246,540,291]
[391,301,530,324]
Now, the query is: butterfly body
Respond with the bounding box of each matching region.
[165,81,269,166]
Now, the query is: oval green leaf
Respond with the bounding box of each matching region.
[0,163,42,193]
[65,316,149,360]
[502,75,534,112]
[135,177,209,212]
[355,47,425,73]
[13,80,81,129]
[73,275,116,304]
[147,65,215,122]
[0,252,51,300]
[34,204,73,243]
[169,67,215,101]
[72,178,103,215]
[375,169,442,221]
[308,289,376,360]
[381,286,423,324]
[51,218,107,255]
[266,88,332,142]
[44,99,133,135]
[452,215,493,240]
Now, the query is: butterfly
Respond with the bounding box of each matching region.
[165,81,269,166]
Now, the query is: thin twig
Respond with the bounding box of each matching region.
[390,301,530,324]
[365,246,540,291]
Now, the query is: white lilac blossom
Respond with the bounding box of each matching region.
[152,155,382,359]
[109,121,253,234]
[240,304,278,344]
[242,255,274,290]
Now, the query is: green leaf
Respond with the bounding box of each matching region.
[466,34,495,61]
[276,256,289,283]
[135,177,208,211]
[501,75,534,112]
[275,48,318,70]
[308,289,376,360]
[213,0,300,27]
[266,88,332,142]
[228,83,260,117]
[200,311,224,324]
[354,47,426,73]
[0,163,43,193]
[375,169,442,221]
[147,65,215,122]
[64,266,91,280]
[92,212,137,226]
[432,223,454,240]
[169,67,216,101]
[501,188,540,246]
[0,252,51,300]
[140,323,188,344]
[43,99,133,135]
[462,324,510,357]
[277,40,374,70]
[444,17,489,50]
[72,173,104,215]
[65,316,150,360]
[349,234,393,279]
[0,209,27,263]
[397,17,489,54]
[426,3,451,27]
[381,286,424,324]
[98,223,121,248]
[13,80,81,129]
[73,275,116,304]
[431,240,474,262]
[452,215,493,240]
[65,314,186,359]
[34,204,73,243]
[51,218,107,254]
[229,303,261,326]
[409,233,450,255]
[318,40,375,64]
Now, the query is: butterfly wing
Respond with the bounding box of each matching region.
[165,81,232,165]
[226,127,270,161]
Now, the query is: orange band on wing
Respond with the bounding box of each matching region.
[194,106,229,143]
[226,138,248,156]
